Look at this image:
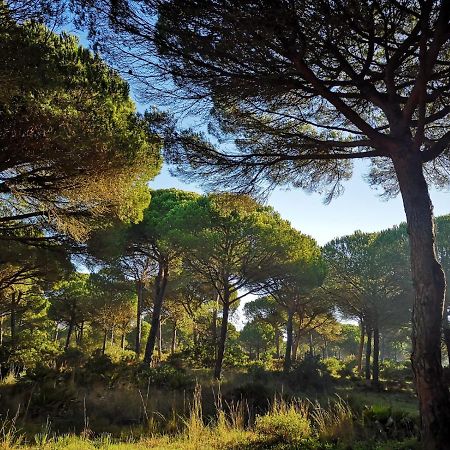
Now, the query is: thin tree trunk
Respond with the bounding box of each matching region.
[309,333,314,356]
[0,316,3,346]
[214,293,230,380]
[65,317,75,350]
[77,321,84,345]
[212,294,219,360]
[144,261,169,365]
[365,327,372,381]
[171,323,177,355]
[275,329,280,358]
[121,333,125,350]
[292,332,300,362]
[10,292,16,345]
[135,279,144,356]
[357,319,365,375]
[193,322,198,346]
[283,308,294,373]
[372,327,380,388]
[102,329,107,354]
[393,150,450,449]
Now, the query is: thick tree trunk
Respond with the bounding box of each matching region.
[372,327,380,388]
[393,150,450,450]
[214,294,230,380]
[365,327,372,381]
[283,308,294,373]
[144,261,169,365]
[135,279,144,356]
[357,319,365,375]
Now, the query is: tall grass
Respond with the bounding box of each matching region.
[0,384,418,449]
[310,395,354,443]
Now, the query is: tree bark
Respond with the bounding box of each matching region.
[283,308,294,373]
[77,320,84,345]
[309,332,314,356]
[275,329,280,359]
[144,260,169,365]
[357,319,365,375]
[393,150,450,450]
[102,329,107,354]
[10,292,18,345]
[214,292,230,380]
[193,322,198,346]
[135,279,144,356]
[372,327,380,388]
[157,319,162,362]
[121,333,125,350]
[365,327,372,381]
[171,323,177,355]
[65,317,75,350]
[211,294,219,361]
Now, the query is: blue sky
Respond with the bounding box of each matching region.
[151,161,450,246]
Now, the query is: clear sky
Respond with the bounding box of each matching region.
[151,161,450,246]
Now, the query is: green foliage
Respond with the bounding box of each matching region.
[0,16,162,238]
[322,358,345,378]
[136,364,195,390]
[379,361,412,382]
[288,354,332,392]
[255,398,311,444]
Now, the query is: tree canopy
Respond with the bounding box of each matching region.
[0,13,162,240]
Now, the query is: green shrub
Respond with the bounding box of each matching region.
[255,398,311,443]
[363,404,418,441]
[339,357,358,379]
[379,360,412,381]
[322,358,344,378]
[246,361,270,382]
[136,363,194,390]
[288,354,332,392]
[225,382,273,415]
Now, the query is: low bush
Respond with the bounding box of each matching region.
[379,360,412,382]
[287,354,332,392]
[322,358,345,378]
[255,397,311,444]
[136,364,195,390]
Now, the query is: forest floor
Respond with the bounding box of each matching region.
[0,366,420,450]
